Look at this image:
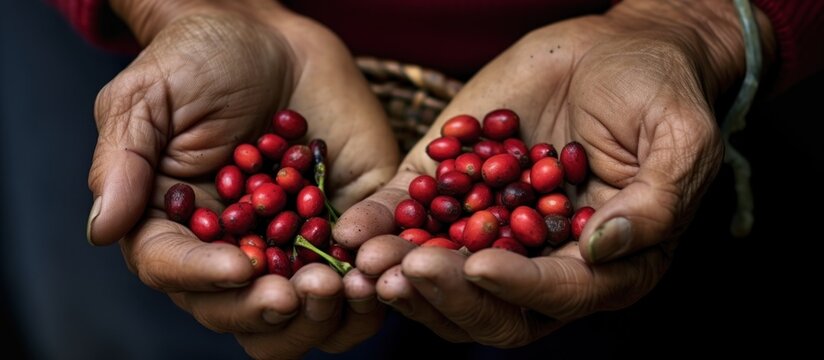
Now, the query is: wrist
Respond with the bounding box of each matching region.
[606,0,776,100]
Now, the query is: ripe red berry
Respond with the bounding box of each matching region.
[265,247,292,278]
[257,133,289,161]
[408,175,438,206]
[420,237,461,250]
[238,194,251,204]
[510,206,547,247]
[245,173,273,194]
[251,183,287,217]
[430,195,462,223]
[571,206,595,240]
[454,153,483,181]
[299,217,331,246]
[473,140,505,160]
[437,171,473,196]
[276,167,304,194]
[529,143,557,163]
[500,182,536,209]
[215,165,245,202]
[536,193,572,217]
[233,143,263,173]
[296,186,325,218]
[309,139,328,166]
[399,228,432,246]
[560,141,588,185]
[441,114,482,144]
[491,237,527,256]
[436,159,457,179]
[329,244,353,263]
[424,214,444,234]
[266,211,301,246]
[426,136,462,161]
[240,245,266,277]
[487,205,511,226]
[281,145,312,174]
[503,138,530,169]
[448,217,468,245]
[482,109,519,140]
[164,183,195,223]
[238,233,266,249]
[544,214,571,246]
[273,109,308,140]
[498,225,513,238]
[462,210,499,252]
[520,168,531,184]
[289,249,305,274]
[530,157,564,193]
[463,183,493,213]
[394,199,427,229]
[481,154,521,188]
[220,202,256,235]
[189,207,222,242]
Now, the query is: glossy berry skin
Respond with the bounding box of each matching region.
[215,165,245,202]
[329,244,353,263]
[426,136,463,161]
[238,233,266,249]
[408,175,438,206]
[399,228,432,246]
[437,171,473,196]
[299,217,331,246]
[503,138,530,169]
[463,183,493,213]
[454,153,483,181]
[448,218,468,245]
[273,109,308,140]
[251,183,287,217]
[482,109,520,140]
[436,159,456,179]
[537,193,573,217]
[530,157,564,193]
[296,186,325,218]
[265,247,292,278]
[491,237,527,256]
[500,182,536,209]
[275,167,304,194]
[520,169,531,184]
[529,143,557,163]
[245,173,273,194]
[164,183,195,223]
[441,114,482,144]
[487,206,511,226]
[430,195,462,223]
[560,141,588,185]
[481,154,521,188]
[421,237,461,250]
[394,199,427,229]
[571,206,595,240]
[281,145,313,174]
[240,245,266,277]
[510,206,547,247]
[257,133,289,161]
[498,225,513,238]
[544,214,571,246]
[423,214,444,234]
[233,143,263,173]
[309,138,328,166]
[266,211,301,246]
[462,210,499,252]
[189,207,221,242]
[220,202,256,235]
[473,140,505,160]
[289,249,305,274]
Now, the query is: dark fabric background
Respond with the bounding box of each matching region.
[1,0,816,358]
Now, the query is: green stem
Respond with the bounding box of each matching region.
[294,235,352,275]
[315,162,340,224]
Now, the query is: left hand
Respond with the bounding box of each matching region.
[335,0,773,346]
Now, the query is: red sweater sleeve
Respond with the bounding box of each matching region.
[752,0,824,92]
[48,0,140,53]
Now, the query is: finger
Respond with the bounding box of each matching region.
[355,235,418,277]
[376,264,471,343]
[171,274,300,334]
[316,269,386,353]
[333,171,419,249]
[87,74,171,246]
[235,264,344,360]
[579,112,722,263]
[121,217,254,292]
[464,245,668,320]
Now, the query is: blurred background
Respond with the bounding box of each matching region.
[1,0,818,358]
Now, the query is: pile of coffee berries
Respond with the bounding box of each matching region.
[395,109,595,256]
[164,109,352,279]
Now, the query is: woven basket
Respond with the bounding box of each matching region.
[356,57,464,152]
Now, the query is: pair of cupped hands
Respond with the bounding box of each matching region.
[86,0,760,358]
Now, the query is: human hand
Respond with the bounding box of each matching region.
[335,0,774,347]
[86,0,397,357]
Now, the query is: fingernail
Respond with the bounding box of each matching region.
[464,275,501,294]
[214,281,251,289]
[262,309,296,325]
[305,295,338,322]
[406,277,442,305]
[378,297,411,315]
[348,297,378,314]
[86,197,102,246]
[588,217,631,263]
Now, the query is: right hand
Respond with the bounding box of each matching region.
[86,1,398,358]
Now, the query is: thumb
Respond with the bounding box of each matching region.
[87,75,170,246]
